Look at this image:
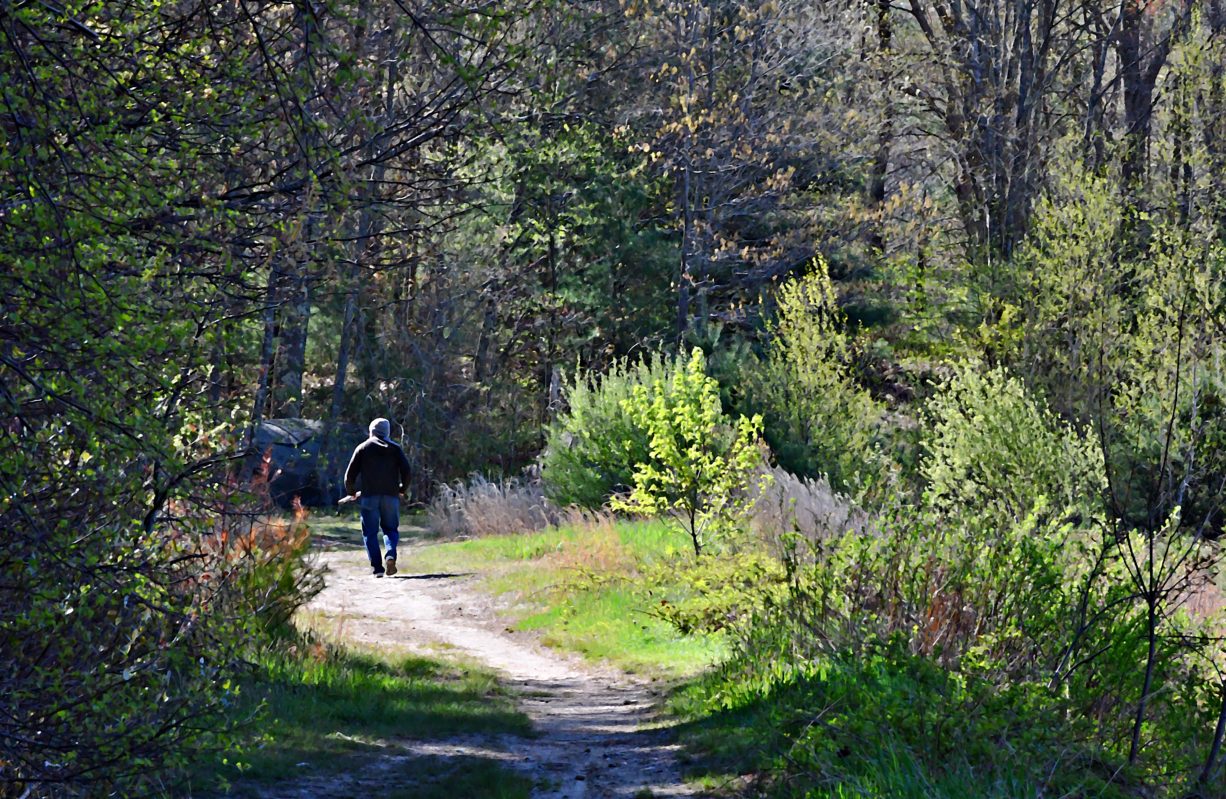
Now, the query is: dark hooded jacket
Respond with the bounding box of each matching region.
[344,437,411,497]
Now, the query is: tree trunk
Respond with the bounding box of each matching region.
[1117,2,1153,189]
[246,260,281,452]
[1082,6,1110,171]
[866,0,893,255]
[1116,0,1194,193]
[677,153,692,345]
[1199,683,1226,788]
[1129,592,1159,765]
[273,268,311,418]
[273,0,323,420]
[1203,1,1226,234]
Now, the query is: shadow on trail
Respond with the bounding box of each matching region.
[394,572,473,581]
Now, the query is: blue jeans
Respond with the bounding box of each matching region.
[359,494,400,571]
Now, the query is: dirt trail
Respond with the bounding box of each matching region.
[287,547,702,799]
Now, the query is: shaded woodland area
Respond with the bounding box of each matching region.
[5,0,1226,796]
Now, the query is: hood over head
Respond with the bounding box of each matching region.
[368,418,392,446]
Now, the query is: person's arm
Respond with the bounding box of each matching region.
[343,444,363,496]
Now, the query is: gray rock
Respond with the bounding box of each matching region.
[251,418,366,508]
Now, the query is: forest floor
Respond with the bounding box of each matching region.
[249,534,706,799]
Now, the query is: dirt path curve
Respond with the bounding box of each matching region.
[301,548,702,799]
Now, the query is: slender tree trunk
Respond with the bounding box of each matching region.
[677,153,692,345]
[1116,0,1194,194]
[246,261,281,451]
[867,0,893,255]
[1117,3,1152,190]
[1083,8,1110,171]
[1199,683,1226,787]
[474,293,497,383]
[543,226,560,426]
[1202,1,1226,234]
[1171,75,1192,225]
[273,0,322,420]
[208,331,225,408]
[273,269,311,417]
[1129,590,1159,765]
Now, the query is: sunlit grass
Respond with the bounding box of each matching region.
[410,517,727,678]
[189,642,531,796]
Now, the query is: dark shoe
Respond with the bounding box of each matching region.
[373,568,385,578]
[385,556,397,577]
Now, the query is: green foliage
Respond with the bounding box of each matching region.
[542,354,676,508]
[740,259,886,494]
[666,485,1224,795]
[642,550,786,637]
[923,363,1106,524]
[663,365,1222,794]
[613,348,767,557]
[1016,171,1226,534]
[673,643,1137,799]
[0,4,330,790]
[374,119,678,486]
[227,516,327,635]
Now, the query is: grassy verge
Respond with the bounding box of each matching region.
[668,643,1141,799]
[187,641,532,797]
[405,517,728,678]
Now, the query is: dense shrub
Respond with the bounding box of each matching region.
[738,259,887,495]
[613,348,767,557]
[541,354,675,508]
[0,486,323,798]
[224,504,325,635]
[923,362,1106,525]
[670,361,1225,795]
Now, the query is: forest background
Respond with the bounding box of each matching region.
[5,0,1226,796]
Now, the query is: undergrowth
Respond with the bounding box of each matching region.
[670,638,1141,799]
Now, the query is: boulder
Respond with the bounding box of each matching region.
[251,418,367,508]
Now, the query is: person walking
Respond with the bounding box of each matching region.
[343,418,412,577]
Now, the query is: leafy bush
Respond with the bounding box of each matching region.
[643,550,786,636]
[673,364,1226,794]
[739,259,887,494]
[923,362,1106,525]
[0,489,324,798]
[671,490,1221,794]
[220,505,325,635]
[613,348,768,557]
[541,354,676,508]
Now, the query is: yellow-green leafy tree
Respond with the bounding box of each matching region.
[615,348,766,557]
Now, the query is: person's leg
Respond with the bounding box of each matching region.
[359,496,385,575]
[380,495,400,564]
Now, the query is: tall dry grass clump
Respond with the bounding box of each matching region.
[749,465,868,550]
[427,471,571,536]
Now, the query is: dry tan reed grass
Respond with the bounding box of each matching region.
[749,465,868,550]
[426,471,567,536]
